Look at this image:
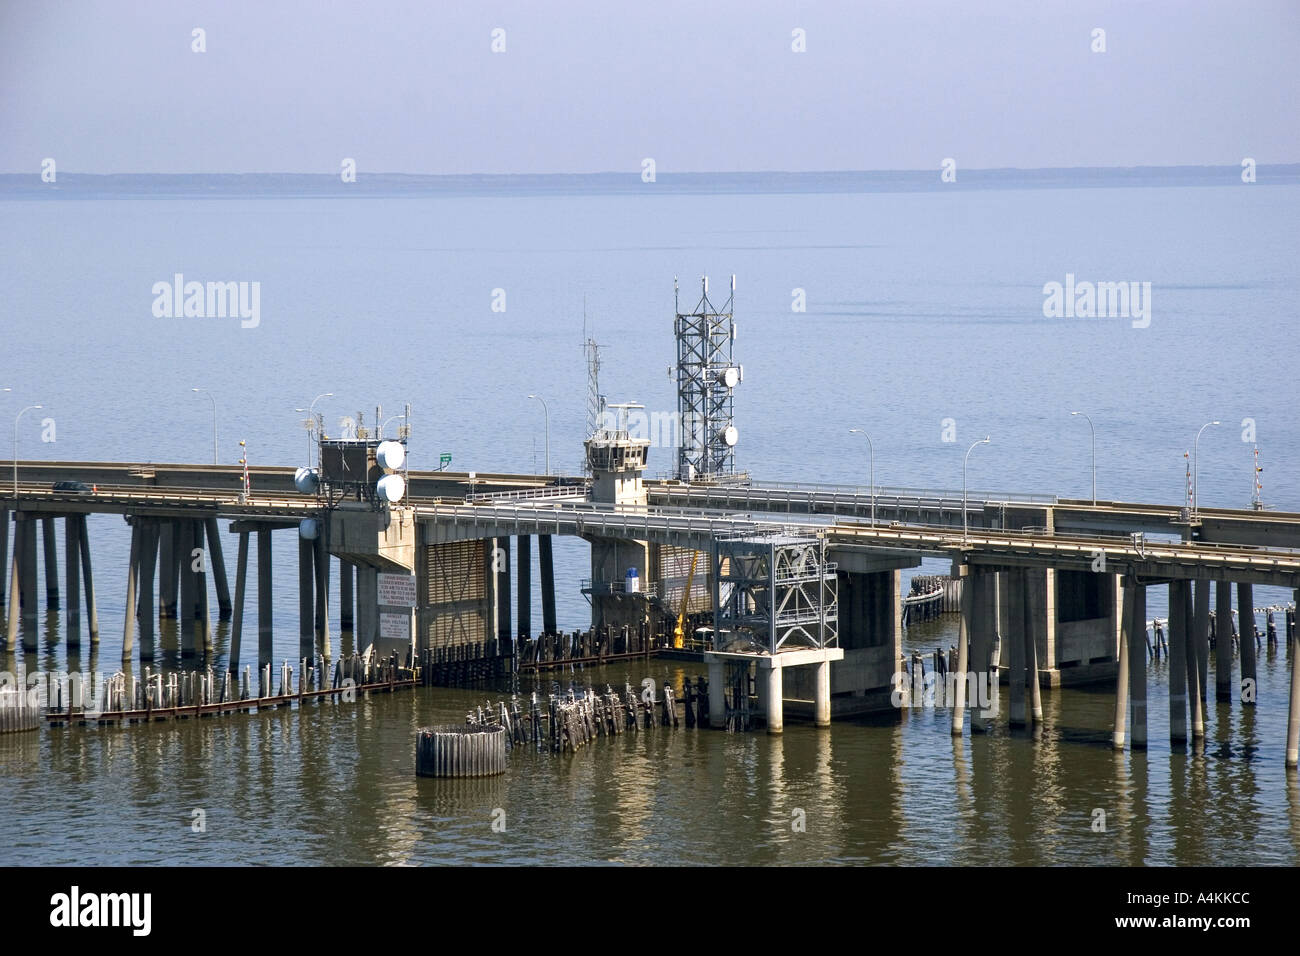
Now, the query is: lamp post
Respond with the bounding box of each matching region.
[295,392,333,469]
[13,404,42,503]
[848,428,875,526]
[1192,420,1220,515]
[1070,411,1096,506]
[528,394,550,476]
[963,437,991,542]
[192,388,218,464]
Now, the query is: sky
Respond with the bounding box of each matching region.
[1,0,1298,175]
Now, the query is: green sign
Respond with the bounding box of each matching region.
[439,453,452,469]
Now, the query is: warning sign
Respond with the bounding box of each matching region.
[379,611,411,641]
[377,573,417,607]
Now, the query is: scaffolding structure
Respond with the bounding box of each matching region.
[674,275,740,481]
[710,533,838,654]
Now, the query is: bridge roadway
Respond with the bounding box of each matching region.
[8,465,1300,588]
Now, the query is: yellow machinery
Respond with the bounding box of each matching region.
[672,551,700,649]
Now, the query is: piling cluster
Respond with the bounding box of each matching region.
[415,725,507,777]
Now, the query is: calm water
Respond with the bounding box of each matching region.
[2,179,1299,864]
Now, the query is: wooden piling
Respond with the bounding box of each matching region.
[415,725,507,777]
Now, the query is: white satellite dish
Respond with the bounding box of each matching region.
[376,440,405,471]
[377,473,406,503]
[721,367,740,388]
[721,425,739,447]
[293,467,319,495]
[299,518,319,540]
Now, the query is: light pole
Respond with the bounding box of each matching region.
[1070,411,1096,505]
[528,394,550,476]
[295,392,333,469]
[848,428,875,526]
[963,436,991,542]
[13,404,42,503]
[192,388,218,464]
[1192,420,1220,515]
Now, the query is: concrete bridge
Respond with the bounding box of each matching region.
[3,457,1299,765]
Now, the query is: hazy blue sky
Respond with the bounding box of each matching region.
[2,0,1297,174]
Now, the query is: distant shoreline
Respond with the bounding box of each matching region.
[3,165,1297,199]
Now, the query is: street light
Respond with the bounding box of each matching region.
[527,394,550,476]
[1070,411,1096,506]
[963,436,991,542]
[848,428,876,526]
[13,404,42,503]
[192,388,218,464]
[1192,420,1221,515]
[295,392,333,469]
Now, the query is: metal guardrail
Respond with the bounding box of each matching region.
[464,484,589,504]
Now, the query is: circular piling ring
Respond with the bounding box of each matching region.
[415,725,507,778]
[0,691,40,734]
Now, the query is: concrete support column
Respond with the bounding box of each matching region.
[951,566,972,736]
[179,519,196,656]
[707,658,726,729]
[137,521,157,661]
[121,521,141,662]
[229,530,249,672]
[78,515,98,642]
[516,534,532,639]
[64,514,81,645]
[494,537,510,648]
[539,533,556,637]
[1007,568,1026,727]
[338,558,354,631]
[41,516,58,608]
[355,564,378,651]
[1113,578,1134,750]
[195,519,212,658]
[1216,580,1233,702]
[1168,580,1188,744]
[766,664,784,734]
[755,662,768,717]
[257,528,273,670]
[1185,581,1204,739]
[1129,583,1147,749]
[1194,579,1211,705]
[298,535,314,659]
[814,659,831,728]
[4,518,25,649]
[0,508,7,608]
[1288,587,1300,768]
[205,515,232,620]
[969,570,993,733]
[159,521,177,619]
[20,514,38,650]
[1024,571,1043,724]
[1238,582,1256,704]
[313,535,331,661]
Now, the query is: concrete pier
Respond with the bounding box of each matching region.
[1239,582,1256,704]
[1194,580,1211,706]
[313,535,331,660]
[41,516,58,608]
[205,515,232,619]
[4,518,23,649]
[1216,580,1233,702]
[1025,570,1043,725]
[159,521,177,619]
[20,514,38,649]
[299,535,314,658]
[196,519,213,657]
[356,564,378,652]
[64,513,81,644]
[179,519,197,655]
[229,530,249,671]
[78,515,98,642]
[951,566,972,735]
[137,520,158,661]
[766,663,784,733]
[1186,581,1204,739]
[0,508,7,608]
[707,658,726,729]
[1289,587,1300,769]
[814,658,831,727]
[1169,580,1188,744]
[121,521,141,660]
[969,570,994,733]
[1007,568,1026,727]
[516,534,532,639]
[493,537,509,649]
[1129,583,1147,748]
[339,557,354,631]
[1113,579,1134,749]
[257,528,273,670]
[539,533,556,636]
